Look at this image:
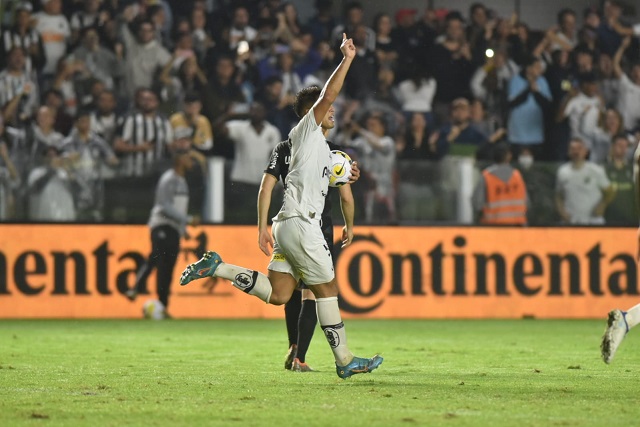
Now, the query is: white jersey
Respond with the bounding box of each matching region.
[274,107,330,222]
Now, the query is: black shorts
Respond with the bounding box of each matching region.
[298,217,334,289]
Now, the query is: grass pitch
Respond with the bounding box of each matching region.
[0,319,637,427]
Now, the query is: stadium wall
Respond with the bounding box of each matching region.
[0,224,637,319]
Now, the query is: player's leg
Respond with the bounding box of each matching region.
[310,280,383,379]
[283,288,302,370]
[126,227,161,301]
[601,302,640,363]
[155,226,180,314]
[291,287,316,372]
[180,232,299,305]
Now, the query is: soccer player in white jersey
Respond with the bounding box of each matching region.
[601,143,640,363]
[180,34,383,379]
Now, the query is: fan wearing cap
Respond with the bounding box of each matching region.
[169,91,213,155]
[124,126,198,317]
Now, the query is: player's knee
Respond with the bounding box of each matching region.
[269,291,290,306]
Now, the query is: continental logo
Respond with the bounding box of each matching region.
[333,233,639,314]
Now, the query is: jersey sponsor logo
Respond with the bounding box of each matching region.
[271,253,286,262]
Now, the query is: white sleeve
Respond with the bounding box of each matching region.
[595,165,611,190]
[634,23,640,36]
[226,121,243,141]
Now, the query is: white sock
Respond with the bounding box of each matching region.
[625,303,640,329]
[214,263,272,303]
[316,296,353,366]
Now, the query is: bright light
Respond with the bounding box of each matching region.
[485,49,495,58]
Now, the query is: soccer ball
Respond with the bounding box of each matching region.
[142,299,166,320]
[329,150,352,187]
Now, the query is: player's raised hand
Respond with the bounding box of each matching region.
[258,228,274,257]
[340,33,356,59]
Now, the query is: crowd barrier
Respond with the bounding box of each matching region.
[0,225,638,319]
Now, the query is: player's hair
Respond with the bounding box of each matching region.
[293,86,322,118]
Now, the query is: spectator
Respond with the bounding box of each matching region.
[191,8,214,61]
[222,101,280,223]
[228,6,257,51]
[470,99,506,144]
[472,142,527,225]
[347,114,396,223]
[51,58,87,117]
[33,0,70,83]
[398,112,433,160]
[30,105,64,167]
[597,0,624,57]
[391,8,424,78]
[27,145,77,221]
[604,134,636,225]
[90,90,119,147]
[431,11,474,121]
[306,0,336,47]
[256,76,297,139]
[559,72,604,149]
[119,18,171,98]
[273,2,302,44]
[555,138,615,224]
[431,98,488,158]
[114,88,173,177]
[61,108,118,221]
[612,37,640,131]
[0,114,20,220]
[373,13,399,71]
[396,64,437,119]
[158,55,208,114]
[466,3,495,65]
[597,53,620,109]
[0,46,39,126]
[169,92,213,156]
[470,48,518,121]
[69,0,101,46]
[579,108,624,165]
[0,1,45,74]
[548,8,578,51]
[343,24,377,102]
[354,68,403,134]
[42,88,73,135]
[507,55,552,158]
[288,33,323,84]
[331,2,376,52]
[71,27,123,92]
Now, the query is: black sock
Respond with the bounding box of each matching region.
[296,300,317,363]
[284,289,302,347]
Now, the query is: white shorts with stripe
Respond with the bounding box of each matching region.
[267,216,334,285]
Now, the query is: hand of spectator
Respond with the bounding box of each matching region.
[529,78,539,92]
[592,204,606,218]
[190,215,201,227]
[448,126,461,142]
[258,227,274,256]
[348,162,360,184]
[122,5,137,23]
[21,82,33,96]
[428,132,440,151]
[340,33,356,60]
[460,43,472,60]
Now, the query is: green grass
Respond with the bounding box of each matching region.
[0,319,638,427]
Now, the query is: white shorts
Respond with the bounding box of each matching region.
[267,217,334,285]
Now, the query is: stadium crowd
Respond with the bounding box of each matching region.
[0,0,639,225]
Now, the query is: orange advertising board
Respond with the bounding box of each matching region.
[0,225,638,319]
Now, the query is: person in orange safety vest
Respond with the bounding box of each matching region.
[472,143,528,225]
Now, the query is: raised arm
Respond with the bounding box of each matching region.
[312,33,356,125]
[613,36,631,79]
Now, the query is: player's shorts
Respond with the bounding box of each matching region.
[297,217,334,289]
[268,216,334,285]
